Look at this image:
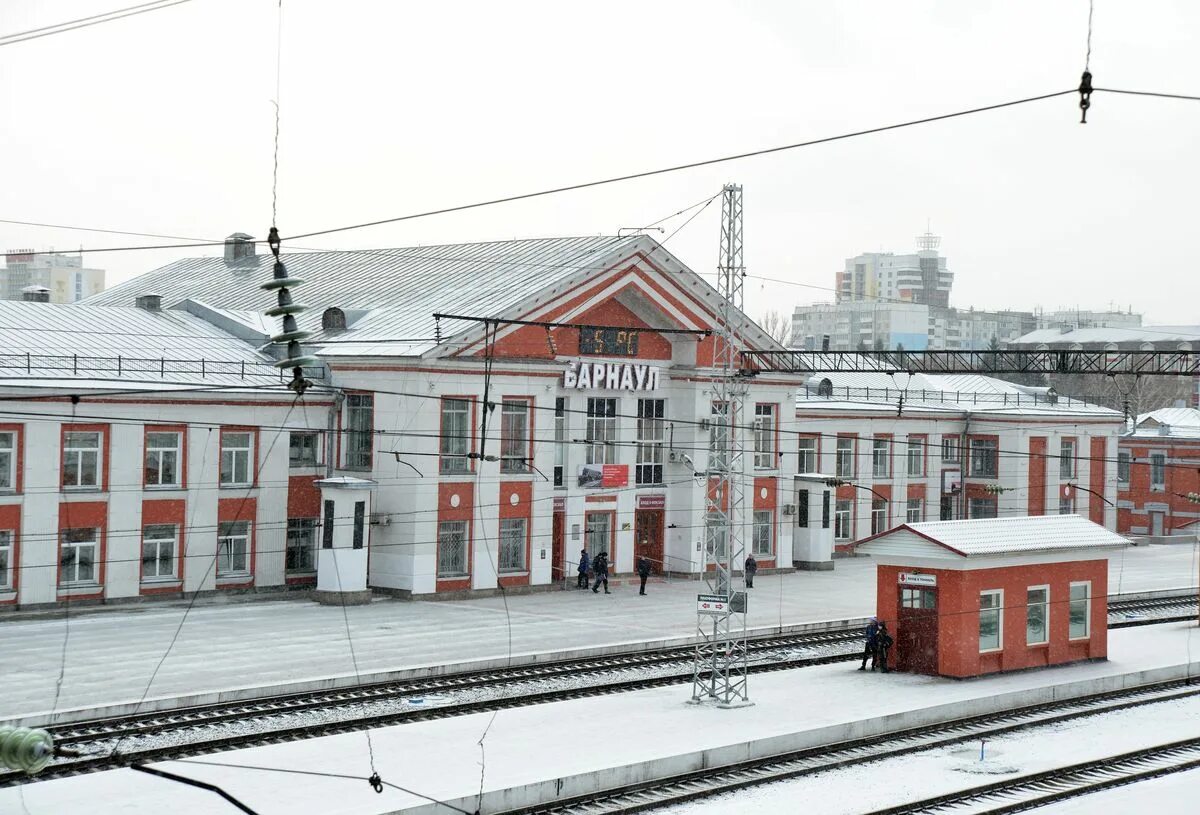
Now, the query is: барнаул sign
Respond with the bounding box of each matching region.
[563,360,663,391]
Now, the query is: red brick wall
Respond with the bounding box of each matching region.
[1116,437,1200,535]
[1028,437,1047,516]
[1089,437,1107,524]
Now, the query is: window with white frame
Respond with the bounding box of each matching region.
[1150,453,1166,488]
[584,512,612,561]
[216,521,250,578]
[835,437,855,478]
[969,496,998,519]
[753,404,776,469]
[906,498,922,523]
[969,438,998,478]
[145,430,182,487]
[872,438,890,478]
[289,431,320,468]
[1069,582,1091,638]
[437,520,469,578]
[870,499,887,534]
[941,436,959,463]
[553,398,567,488]
[141,524,177,581]
[1059,496,1075,515]
[0,530,12,590]
[1026,586,1049,645]
[219,431,253,486]
[797,437,817,474]
[585,397,618,465]
[63,430,102,489]
[705,511,728,560]
[1059,439,1076,479]
[636,398,665,485]
[440,398,471,474]
[345,393,373,469]
[907,437,924,477]
[979,590,1003,651]
[500,399,531,474]
[709,401,730,470]
[1117,451,1130,483]
[60,527,98,585]
[0,431,15,491]
[285,519,318,574]
[752,510,773,556]
[498,518,527,573]
[834,499,851,539]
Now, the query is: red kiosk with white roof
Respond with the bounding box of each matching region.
[855,515,1128,678]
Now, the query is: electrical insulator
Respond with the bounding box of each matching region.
[0,725,55,775]
[1188,492,1200,505]
[262,226,319,393]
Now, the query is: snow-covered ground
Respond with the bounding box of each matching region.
[2,545,1193,718]
[1032,767,1200,814]
[5,622,1198,815]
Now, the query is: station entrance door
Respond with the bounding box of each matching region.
[897,587,939,675]
[634,509,664,574]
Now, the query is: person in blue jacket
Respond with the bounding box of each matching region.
[858,617,880,671]
[576,548,590,589]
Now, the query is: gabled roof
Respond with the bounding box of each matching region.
[856,515,1129,559]
[1130,407,1200,440]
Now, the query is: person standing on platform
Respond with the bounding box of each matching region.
[577,548,590,589]
[637,555,651,595]
[744,554,758,588]
[876,621,893,674]
[591,551,610,594]
[858,617,880,671]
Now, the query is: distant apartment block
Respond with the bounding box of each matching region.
[836,231,953,308]
[2,250,105,303]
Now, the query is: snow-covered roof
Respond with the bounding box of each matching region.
[1011,325,1200,346]
[856,515,1129,559]
[1129,407,1200,440]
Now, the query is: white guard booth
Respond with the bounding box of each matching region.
[792,473,835,571]
[313,476,377,605]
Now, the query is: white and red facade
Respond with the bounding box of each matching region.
[1117,408,1200,539]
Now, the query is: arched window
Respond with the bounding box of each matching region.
[817,378,833,398]
[322,307,346,331]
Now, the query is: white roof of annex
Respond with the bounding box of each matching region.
[856,514,1129,560]
[1128,407,1200,440]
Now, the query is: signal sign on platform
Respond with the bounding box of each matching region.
[697,593,730,615]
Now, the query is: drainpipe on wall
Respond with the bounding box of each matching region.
[327,389,345,478]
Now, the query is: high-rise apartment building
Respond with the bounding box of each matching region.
[2,250,105,303]
[836,231,953,308]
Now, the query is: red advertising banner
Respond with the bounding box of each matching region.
[601,464,629,488]
[637,494,666,509]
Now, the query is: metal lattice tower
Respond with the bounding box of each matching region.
[691,184,751,707]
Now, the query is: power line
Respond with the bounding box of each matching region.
[0,0,194,48]
[1093,87,1200,102]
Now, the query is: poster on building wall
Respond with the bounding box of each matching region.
[942,470,962,495]
[578,464,630,489]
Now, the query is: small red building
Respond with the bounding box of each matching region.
[855,515,1128,678]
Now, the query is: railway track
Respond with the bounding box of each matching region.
[3,592,1194,787]
[516,680,1200,814]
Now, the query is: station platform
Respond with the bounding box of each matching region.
[6,622,1199,815]
[0,544,1195,719]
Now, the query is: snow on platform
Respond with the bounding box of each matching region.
[6,622,1199,815]
[1,545,1194,719]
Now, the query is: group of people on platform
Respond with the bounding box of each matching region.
[859,617,894,673]
[574,549,759,596]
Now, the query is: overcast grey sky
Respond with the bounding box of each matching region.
[1,0,1197,323]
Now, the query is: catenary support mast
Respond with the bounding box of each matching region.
[691,184,751,706]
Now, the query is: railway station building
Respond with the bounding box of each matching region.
[1116,407,1200,541]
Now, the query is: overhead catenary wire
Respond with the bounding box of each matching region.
[0,0,194,47]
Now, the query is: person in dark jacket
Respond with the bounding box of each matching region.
[576,548,590,589]
[591,551,610,594]
[859,617,880,671]
[875,621,894,674]
[744,554,758,588]
[636,555,651,595]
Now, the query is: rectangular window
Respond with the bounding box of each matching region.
[498,518,527,572]
[440,398,471,474]
[907,437,925,477]
[941,436,959,463]
[969,496,998,519]
[901,588,936,609]
[822,490,830,529]
[979,590,1003,651]
[906,498,922,523]
[870,498,887,535]
[753,404,776,470]
[1059,496,1075,515]
[145,430,182,487]
[286,519,318,573]
[0,431,16,491]
[219,431,253,486]
[141,523,177,581]
[872,438,890,478]
[322,500,334,548]
[835,437,855,478]
[797,437,817,474]
[63,430,102,489]
[60,527,98,585]
[437,520,468,577]
[0,530,13,589]
[1059,439,1076,479]
[1069,582,1091,639]
[709,402,730,470]
[970,438,998,478]
[584,512,612,560]
[289,431,320,468]
[834,499,851,539]
[585,398,618,466]
[499,399,531,474]
[752,510,773,556]
[553,398,567,488]
[1117,451,1130,484]
[797,489,809,528]
[216,521,250,577]
[636,398,665,486]
[1026,586,1049,645]
[705,512,728,561]
[1150,453,1166,488]
[353,501,365,549]
[345,394,373,470]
